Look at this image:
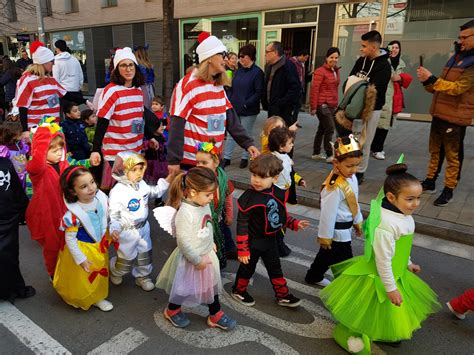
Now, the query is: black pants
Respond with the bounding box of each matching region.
[0,221,27,300]
[305,241,353,283]
[370,127,389,153]
[233,240,289,299]
[313,105,336,156]
[169,295,221,315]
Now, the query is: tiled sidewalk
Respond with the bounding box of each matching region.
[224,112,474,245]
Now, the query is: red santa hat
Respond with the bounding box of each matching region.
[31,40,55,64]
[196,32,227,63]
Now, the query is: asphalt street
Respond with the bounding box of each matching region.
[1,197,473,355]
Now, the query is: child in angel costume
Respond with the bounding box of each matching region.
[155,167,237,330]
[54,166,114,311]
[108,151,171,291]
[320,160,441,353]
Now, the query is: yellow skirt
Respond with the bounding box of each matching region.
[53,239,109,310]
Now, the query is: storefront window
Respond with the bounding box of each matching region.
[383,0,474,114]
[264,7,318,26]
[337,2,382,19]
[181,15,260,75]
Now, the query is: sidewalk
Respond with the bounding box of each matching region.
[224,112,474,246]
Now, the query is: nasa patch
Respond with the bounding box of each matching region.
[127,198,141,212]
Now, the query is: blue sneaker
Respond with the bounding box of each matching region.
[207,313,237,331]
[164,308,191,328]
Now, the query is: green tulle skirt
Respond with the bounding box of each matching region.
[320,256,441,342]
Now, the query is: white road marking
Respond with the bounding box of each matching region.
[87,327,149,355]
[0,301,71,354]
[153,307,299,354]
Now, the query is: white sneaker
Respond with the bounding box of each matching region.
[135,277,155,291]
[372,151,385,160]
[94,299,114,312]
[316,278,331,287]
[325,156,334,163]
[109,273,123,285]
[312,153,327,160]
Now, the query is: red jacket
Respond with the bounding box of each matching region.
[392,72,413,114]
[26,127,68,242]
[310,64,340,110]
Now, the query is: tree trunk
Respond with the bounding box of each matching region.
[162,0,174,105]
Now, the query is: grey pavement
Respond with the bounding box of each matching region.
[224,112,474,246]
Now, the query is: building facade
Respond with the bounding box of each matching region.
[1,0,472,117]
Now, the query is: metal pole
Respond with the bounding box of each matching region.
[35,0,46,43]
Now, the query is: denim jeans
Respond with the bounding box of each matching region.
[223,114,257,160]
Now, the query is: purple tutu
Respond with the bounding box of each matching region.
[144,159,168,185]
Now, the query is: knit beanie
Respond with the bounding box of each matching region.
[113,47,138,69]
[196,32,227,63]
[31,40,55,64]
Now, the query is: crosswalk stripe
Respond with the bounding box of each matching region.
[87,327,149,355]
[0,301,71,354]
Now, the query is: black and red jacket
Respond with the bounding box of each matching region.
[236,185,301,257]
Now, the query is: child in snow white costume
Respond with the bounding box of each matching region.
[54,166,114,312]
[320,158,441,354]
[108,151,170,291]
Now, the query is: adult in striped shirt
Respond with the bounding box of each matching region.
[15,41,87,137]
[92,47,147,189]
[167,32,259,174]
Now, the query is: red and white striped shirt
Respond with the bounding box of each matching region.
[15,73,67,128]
[97,83,144,161]
[170,69,232,165]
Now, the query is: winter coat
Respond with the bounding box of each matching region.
[228,63,264,116]
[262,56,301,125]
[379,58,412,130]
[60,118,90,160]
[0,69,21,102]
[52,52,84,92]
[348,50,392,110]
[310,64,341,109]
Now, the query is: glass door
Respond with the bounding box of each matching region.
[335,22,377,82]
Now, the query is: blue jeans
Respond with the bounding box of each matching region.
[223,114,257,160]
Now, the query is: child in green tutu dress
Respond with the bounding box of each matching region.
[320,162,441,354]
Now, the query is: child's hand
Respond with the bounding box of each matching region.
[318,237,332,250]
[289,121,299,132]
[195,259,211,270]
[387,289,403,306]
[213,243,217,252]
[247,145,260,159]
[298,220,310,230]
[90,152,101,166]
[111,230,120,242]
[238,255,250,264]
[408,263,421,273]
[80,259,93,273]
[149,138,159,150]
[353,223,363,238]
[299,179,307,188]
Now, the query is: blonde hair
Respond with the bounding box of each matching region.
[24,64,49,79]
[261,116,285,137]
[166,167,217,210]
[134,46,153,69]
[196,60,231,86]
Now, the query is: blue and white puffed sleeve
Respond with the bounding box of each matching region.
[61,211,87,265]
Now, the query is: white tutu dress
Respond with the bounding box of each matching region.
[155,201,222,306]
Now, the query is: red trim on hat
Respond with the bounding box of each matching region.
[198,32,211,43]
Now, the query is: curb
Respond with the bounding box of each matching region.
[231,179,474,247]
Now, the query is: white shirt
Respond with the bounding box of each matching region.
[272,151,293,190]
[318,174,363,242]
[373,206,414,292]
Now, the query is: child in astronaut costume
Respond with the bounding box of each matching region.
[108,151,171,291]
